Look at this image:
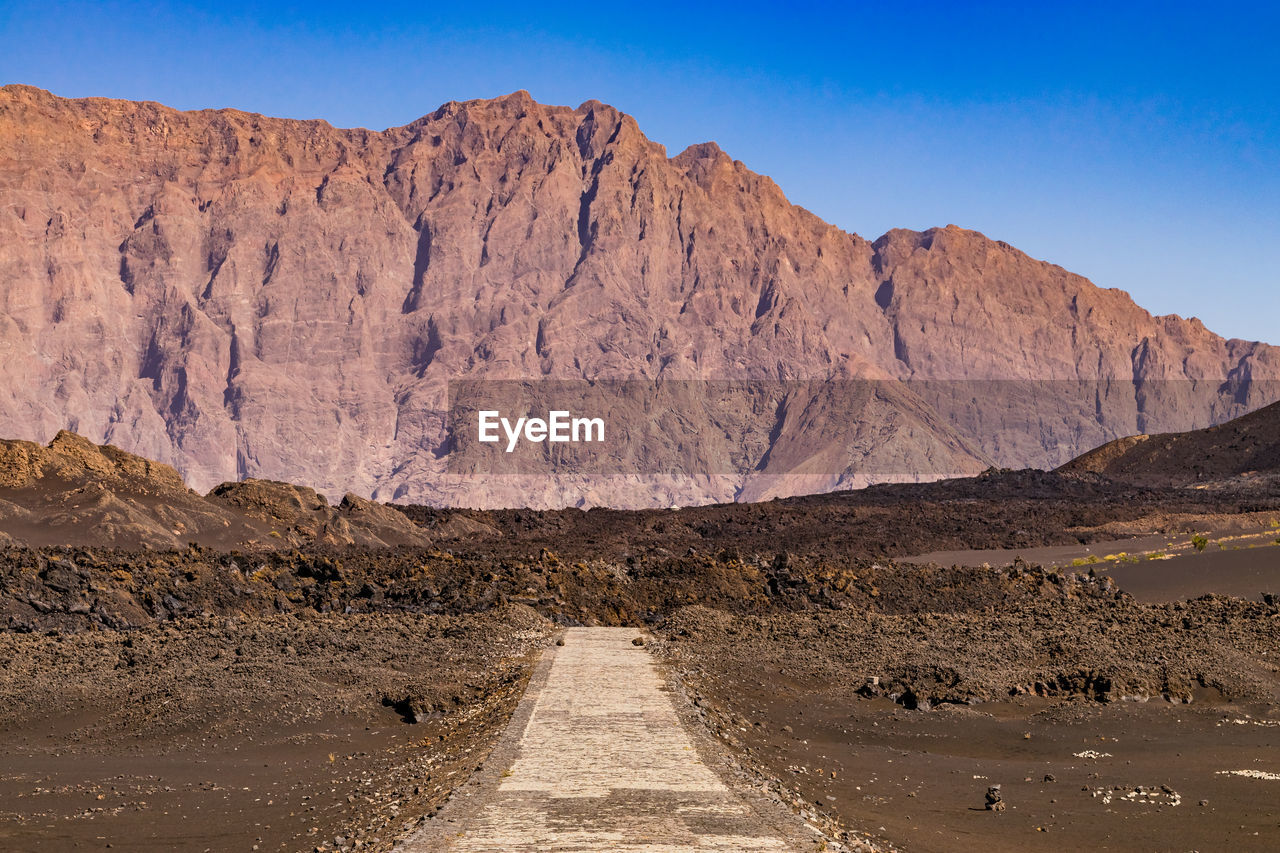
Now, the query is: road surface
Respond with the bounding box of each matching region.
[399,627,812,852]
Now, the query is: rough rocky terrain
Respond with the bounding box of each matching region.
[395,466,1280,565]
[4,428,1279,634]
[2,420,1279,850]
[654,597,1280,852]
[10,427,1279,558]
[0,605,553,852]
[3,84,1278,507]
[0,539,1132,636]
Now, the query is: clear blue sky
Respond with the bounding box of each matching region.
[3,1,1277,343]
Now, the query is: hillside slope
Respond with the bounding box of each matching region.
[0,432,437,549]
[1060,400,1280,488]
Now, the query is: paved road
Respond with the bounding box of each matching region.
[399,627,801,852]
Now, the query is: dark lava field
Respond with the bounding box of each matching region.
[3,468,1280,851]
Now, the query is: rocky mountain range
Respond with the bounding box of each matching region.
[1,84,1277,507]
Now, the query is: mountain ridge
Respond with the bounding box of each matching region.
[2,85,1276,507]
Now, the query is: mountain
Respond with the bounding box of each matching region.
[1059,400,1280,489]
[1,85,1277,507]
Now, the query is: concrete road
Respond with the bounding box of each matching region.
[399,627,810,852]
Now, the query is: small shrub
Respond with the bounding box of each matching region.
[1191,534,1209,553]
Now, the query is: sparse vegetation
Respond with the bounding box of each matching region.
[1192,533,1209,552]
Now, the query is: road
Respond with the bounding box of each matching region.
[399,627,811,852]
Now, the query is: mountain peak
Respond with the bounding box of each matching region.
[674,140,726,161]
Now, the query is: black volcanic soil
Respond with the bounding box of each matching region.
[906,514,1280,603]
[399,468,1280,561]
[0,606,552,852]
[655,601,1280,852]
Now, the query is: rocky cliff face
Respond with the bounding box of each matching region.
[1,85,1276,507]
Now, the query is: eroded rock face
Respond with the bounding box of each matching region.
[1,85,1276,507]
[0,429,188,492]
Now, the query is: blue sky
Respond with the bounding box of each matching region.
[3,1,1277,343]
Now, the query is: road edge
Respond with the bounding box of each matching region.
[654,638,887,853]
[394,631,562,851]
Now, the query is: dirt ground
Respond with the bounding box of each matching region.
[0,606,553,852]
[904,513,1280,604]
[655,600,1280,852]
